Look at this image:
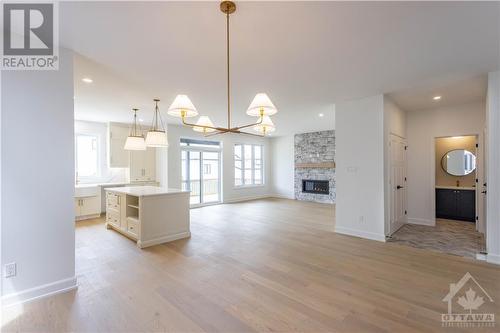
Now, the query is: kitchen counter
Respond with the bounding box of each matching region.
[435,186,476,191]
[105,186,188,197]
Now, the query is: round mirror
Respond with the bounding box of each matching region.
[441,149,476,176]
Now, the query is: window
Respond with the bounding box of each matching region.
[181,138,221,205]
[75,134,100,178]
[234,144,263,186]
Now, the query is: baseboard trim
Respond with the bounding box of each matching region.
[334,226,386,242]
[76,213,100,221]
[269,194,295,200]
[138,231,191,248]
[407,218,435,226]
[486,253,500,265]
[223,195,272,204]
[1,276,77,307]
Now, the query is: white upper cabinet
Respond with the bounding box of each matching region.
[108,123,130,168]
[130,148,156,182]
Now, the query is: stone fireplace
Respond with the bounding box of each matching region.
[294,130,335,203]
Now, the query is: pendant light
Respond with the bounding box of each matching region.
[124,108,146,151]
[146,99,169,147]
[166,1,278,137]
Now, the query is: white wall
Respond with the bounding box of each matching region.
[335,95,386,241]
[270,135,294,199]
[406,101,486,226]
[385,98,407,138]
[1,49,76,304]
[166,125,273,203]
[486,71,500,264]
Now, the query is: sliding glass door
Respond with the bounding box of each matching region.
[181,139,221,206]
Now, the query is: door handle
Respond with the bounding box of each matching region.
[396,185,404,189]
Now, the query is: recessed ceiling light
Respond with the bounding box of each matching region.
[82,77,93,83]
[433,96,441,100]
[318,113,324,117]
[139,118,144,122]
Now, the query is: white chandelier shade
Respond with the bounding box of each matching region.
[124,136,146,150]
[167,94,198,118]
[193,116,216,133]
[253,115,275,135]
[246,93,278,117]
[145,130,168,147]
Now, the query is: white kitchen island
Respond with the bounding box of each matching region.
[104,186,190,248]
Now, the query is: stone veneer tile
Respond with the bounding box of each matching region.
[294,130,335,204]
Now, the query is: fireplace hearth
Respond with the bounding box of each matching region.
[302,180,330,195]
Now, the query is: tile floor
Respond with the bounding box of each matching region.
[388,219,485,258]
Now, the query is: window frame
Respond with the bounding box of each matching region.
[75,132,101,181]
[234,143,264,188]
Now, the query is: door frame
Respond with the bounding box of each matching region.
[431,133,483,231]
[181,144,222,208]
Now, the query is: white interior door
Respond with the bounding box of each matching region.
[389,134,407,235]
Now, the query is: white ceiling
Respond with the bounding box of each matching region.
[388,74,488,112]
[62,1,499,136]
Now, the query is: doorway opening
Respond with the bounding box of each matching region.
[181,138,222,206]
[389,134,486,258]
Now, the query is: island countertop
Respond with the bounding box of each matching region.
[105,186,189,197]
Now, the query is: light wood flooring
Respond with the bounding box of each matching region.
[2,198,500,332]
[388,219,486,258]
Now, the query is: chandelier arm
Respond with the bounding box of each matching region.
[204,130,228,138]
[232,130,264,137]
[181,116,228,132]
[231,116,264,131]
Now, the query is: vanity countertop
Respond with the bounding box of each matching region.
[435,186,476,191]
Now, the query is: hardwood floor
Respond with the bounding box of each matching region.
[2,198,499,332]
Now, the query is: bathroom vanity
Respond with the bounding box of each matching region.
[435,187,475,222]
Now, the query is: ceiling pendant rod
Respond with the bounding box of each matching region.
[226,9,231,130]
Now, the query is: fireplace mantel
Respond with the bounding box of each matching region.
[295,162,335,169]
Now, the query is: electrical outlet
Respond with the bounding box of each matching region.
[4,262,16,278]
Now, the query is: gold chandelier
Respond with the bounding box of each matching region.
[166,1,277,136]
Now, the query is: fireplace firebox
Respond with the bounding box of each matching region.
[302,180,329,195]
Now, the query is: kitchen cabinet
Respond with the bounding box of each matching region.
[75,185,101,221]
[105,191,127,230]
[108,123,130,168]
[436,188,475,222]
[130,148,156,182]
